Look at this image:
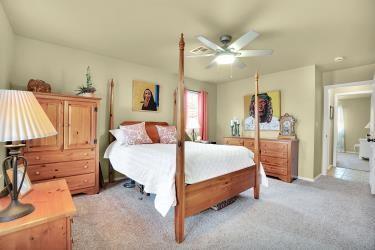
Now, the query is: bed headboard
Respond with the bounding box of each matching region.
[120,121,169,143]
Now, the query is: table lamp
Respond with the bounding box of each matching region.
[0,90,57,222]
[186,119,200,142]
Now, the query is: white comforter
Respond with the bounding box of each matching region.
[104,141,268,216]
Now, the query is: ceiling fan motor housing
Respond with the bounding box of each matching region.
[220,35,232,46]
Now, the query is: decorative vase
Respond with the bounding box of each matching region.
[79,93,95,97]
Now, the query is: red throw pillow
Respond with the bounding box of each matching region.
[155,125,177,144]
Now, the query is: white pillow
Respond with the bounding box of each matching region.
[109,129,127,144]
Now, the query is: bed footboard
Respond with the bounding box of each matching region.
[185,167,256,217]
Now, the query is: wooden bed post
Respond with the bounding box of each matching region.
[175,33,186,243]
[108,79,115,183]
[173,89,177,125]
[254,72,260,199]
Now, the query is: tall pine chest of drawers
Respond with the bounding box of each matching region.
[23,92,100,195]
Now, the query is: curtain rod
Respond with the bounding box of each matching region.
[186,89,208,94]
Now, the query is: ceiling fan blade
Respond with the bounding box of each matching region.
[205,58,217,69]
[234,59,246,69]
[237,49,273,57]
[186,54,215,58]
[197,35,225,52]
[228,30,259,51]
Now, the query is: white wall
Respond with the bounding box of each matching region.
[216,65,319,179]
[10,36,217,180]
[0,2,15,161]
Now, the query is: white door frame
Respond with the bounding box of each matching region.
[322,80,374,175]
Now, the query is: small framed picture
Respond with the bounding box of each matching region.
[329,106,334,120]
[5,165,33,198]
[278,113,297,140]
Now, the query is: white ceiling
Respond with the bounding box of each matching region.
[2,0,375,83]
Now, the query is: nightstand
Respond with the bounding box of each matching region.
[0,179,76,250]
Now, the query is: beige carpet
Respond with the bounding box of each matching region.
[72,177,375,249]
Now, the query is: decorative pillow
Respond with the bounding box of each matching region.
[109,129,127,144]
[119,122,153,145]
[156,125,177,144]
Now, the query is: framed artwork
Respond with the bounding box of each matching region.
[5,165,33,198]
[132,80,160,112]
[278,113,297,139]
[244,90,281,131]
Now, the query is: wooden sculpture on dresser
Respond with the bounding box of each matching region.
[27,79,52,93]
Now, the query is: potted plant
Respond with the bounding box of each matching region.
[76,66,96,97]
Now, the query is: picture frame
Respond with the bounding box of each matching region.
[278,113,297,139]
[244,90,281,131]
[4,165,33,198]
[132,80,160,112]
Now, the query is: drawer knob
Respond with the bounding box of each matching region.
[35,171,40,175]
[83,180,88,183]
[83,165,88,169]
[83,153,88,156]
[35,156,40,160]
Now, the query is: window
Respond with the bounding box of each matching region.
[186,90,200,135]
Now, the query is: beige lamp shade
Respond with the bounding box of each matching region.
[365,122,370,129]
[0,90,57,142]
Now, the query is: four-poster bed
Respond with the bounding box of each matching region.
[105,34,262,243]
[174,34,261,242]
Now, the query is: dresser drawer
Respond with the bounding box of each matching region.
[261,141,288,152]
[24,149,95,165]
[260,141,288,158]
[261,155,287,167]
[28,160,95,181]
[224,138,244,146]
[64,173,95,190]
[263,163,287,176]
[243,139,254,150]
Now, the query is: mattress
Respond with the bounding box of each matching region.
[104,141,268,216]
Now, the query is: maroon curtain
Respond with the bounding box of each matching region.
[198,91,208,140]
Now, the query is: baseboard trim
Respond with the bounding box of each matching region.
[298,174,321,182]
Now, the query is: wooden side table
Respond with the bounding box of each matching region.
[0,179,76,250]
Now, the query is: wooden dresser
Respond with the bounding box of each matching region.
[0,179,76,250]
[23,92,100,195]
[224,137,298,182]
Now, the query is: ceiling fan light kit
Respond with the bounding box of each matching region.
[188,30,273,70]
[215,53,236,65]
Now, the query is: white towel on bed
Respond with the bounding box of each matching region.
[104,141,268,216]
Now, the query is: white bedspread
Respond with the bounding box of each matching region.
[104,141,268,216]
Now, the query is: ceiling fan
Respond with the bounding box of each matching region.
[187,30,273,69]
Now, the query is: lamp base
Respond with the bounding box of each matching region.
[0,200,35,223]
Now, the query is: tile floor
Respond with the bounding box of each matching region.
[327,166,369,183]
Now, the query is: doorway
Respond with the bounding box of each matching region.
[322,80,373,183]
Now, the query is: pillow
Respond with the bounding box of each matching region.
[109,129,127,144]
[156,125,177,144]
[119,122,153,145]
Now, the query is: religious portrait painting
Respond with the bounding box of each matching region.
[244,90,281,131]
[132,80,160,112]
